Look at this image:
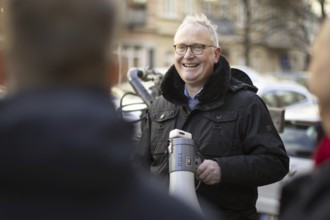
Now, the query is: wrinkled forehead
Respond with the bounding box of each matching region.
[174,23,213,44]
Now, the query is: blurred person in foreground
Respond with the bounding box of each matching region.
[279,18,330,220]
[133,14,289,220]
[0,0,214,219]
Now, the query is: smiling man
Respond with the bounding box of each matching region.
[133,14,289,220]
[173,20,220,97]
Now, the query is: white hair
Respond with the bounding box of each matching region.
[176,14,219,47]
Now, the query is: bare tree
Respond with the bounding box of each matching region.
[204,0,321,67]
[239,0,319,65]
[316,0,328,21]
[264,0,317,51]
[241,0,251,66]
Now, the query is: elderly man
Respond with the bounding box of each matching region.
[133,14,289,220]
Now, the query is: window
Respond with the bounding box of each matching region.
[203,1,213,16]
[163,0,176,18]
[120,45,146,70]
[277,90,305,107]
[219,0,230,19]
[236,3,245,27]
[185,0,194,15]
[261,90,306,108]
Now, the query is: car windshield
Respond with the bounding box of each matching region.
[261,90,307,108]
[280,123,318,159]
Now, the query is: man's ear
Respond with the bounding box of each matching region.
[214,47,221,63]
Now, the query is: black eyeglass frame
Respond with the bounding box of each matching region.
[173,43,217,55]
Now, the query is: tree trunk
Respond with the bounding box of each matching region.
[318,0,327,21]
[242,0,251,66]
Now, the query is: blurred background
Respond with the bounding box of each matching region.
[111,0,327,85]
[0,0,329,85]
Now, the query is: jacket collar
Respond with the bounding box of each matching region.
[161,55,231,106]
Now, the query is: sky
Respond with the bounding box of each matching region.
[311,0,330,17]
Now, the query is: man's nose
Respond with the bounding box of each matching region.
[184,47,194,58]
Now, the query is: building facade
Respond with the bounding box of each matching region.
[0,0,319,84]
[116,0,319,82]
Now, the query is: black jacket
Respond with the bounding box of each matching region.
[0,88,216,220]
[134,56,289,220]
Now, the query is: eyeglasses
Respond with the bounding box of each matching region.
[173,43,217,55]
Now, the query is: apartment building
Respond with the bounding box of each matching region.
[117,0,319,81]
[0,0,319,84]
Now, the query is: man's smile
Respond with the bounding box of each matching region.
[183,63,200,68]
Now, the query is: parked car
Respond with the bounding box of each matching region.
[256,104,321,217]
[232,65,317,110]
[255,81,317,110]
[231,65,270,85]
[275,71,310,89]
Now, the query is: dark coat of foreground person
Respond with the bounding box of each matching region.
[0,89,217,220]
[0,0,219,219]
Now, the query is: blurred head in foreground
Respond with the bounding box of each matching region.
[309,18,330,137]
[0,1,214,220]
[2,0,119,93]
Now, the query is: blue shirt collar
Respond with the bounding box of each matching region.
[184,85,203,99]
[184,85,202,110]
